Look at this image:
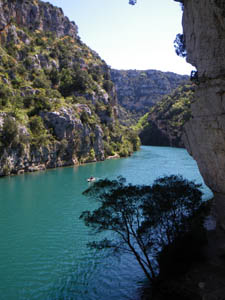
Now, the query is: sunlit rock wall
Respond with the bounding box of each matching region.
[182,0,225,229]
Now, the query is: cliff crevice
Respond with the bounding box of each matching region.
[182,0,225,230]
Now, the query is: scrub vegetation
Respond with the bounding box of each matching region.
[0,3,140,175]
[136,84,194,147]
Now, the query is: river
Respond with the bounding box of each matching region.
[0,146,213,300]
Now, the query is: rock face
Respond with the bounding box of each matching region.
[0,0,78,39]
[0,107,105,176]
[40,107,105,161]
[0,0,140,176]
[111,69,188,117]
[140,84,193,148]
[182,0,225,229]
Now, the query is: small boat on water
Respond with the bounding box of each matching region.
[87,176,96,182]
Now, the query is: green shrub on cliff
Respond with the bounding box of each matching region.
[29,116,45,136]
[0,84,12,108]
[1,116,19,147]
[0,4,140,174]
[138,84,194,147]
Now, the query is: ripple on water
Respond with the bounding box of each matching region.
[0,146,213,300]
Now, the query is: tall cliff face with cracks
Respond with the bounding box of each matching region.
[0,0,140,176]
[182,0,225,229]
[0,0,78,39]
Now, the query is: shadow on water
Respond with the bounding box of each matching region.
[0,146,213,300]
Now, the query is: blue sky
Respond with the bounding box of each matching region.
[43,0,193,75]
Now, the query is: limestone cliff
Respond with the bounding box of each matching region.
[0,0,140,176]
[111,69,188,117]
[0,0,78,39]
[182,0,225,229]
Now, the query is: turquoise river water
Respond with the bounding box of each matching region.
[0,146,213,300]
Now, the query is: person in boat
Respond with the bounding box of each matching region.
[87,176,95,182]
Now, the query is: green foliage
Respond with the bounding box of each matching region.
[80,111,90,123]
[31,133,51,147]
[111,69,189,118]
[49,68,60,86]
[103,141,115,156]
[29,116,45,135]
[80,175,207,283]
[0,15,140,171]
[35,36,46,47]
[139,84,193,147]
[89,148,96,161]
[58,138,68,156]
[24,57,33,68]
[59,67,93,97]
[11,74,23,88]
[127,129,141,151]
[5,42,17,57]
[102,122,140,158]
[1,116,19,147]
[0,115,30,152]
[133,112,149,131]
[32,74,50,89]
[11,108,27,123]
[16,64,26,76]
[28,94,52,115]
[103,80,113,92]
[0,84,12,108]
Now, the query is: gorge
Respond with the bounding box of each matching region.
[1,0,225,298]
[0,0,191,177]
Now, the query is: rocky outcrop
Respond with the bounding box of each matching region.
[40,107,105,161]
[0,143,74,176]
[0,0,78,39]
[0,107,105,176]
[111,69,188,117]
[183,0,225,80]
[182,0,225,229]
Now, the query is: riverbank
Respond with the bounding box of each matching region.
[0,150,123,178]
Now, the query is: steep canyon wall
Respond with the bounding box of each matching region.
[182,0,225,229]
[0,0,140,176]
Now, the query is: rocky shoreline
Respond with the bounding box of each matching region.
[0,149,124,177]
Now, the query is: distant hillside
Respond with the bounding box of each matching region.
[137,84,194,148]
[111,69,189,118]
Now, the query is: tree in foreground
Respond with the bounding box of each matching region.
[80,175,207,283]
